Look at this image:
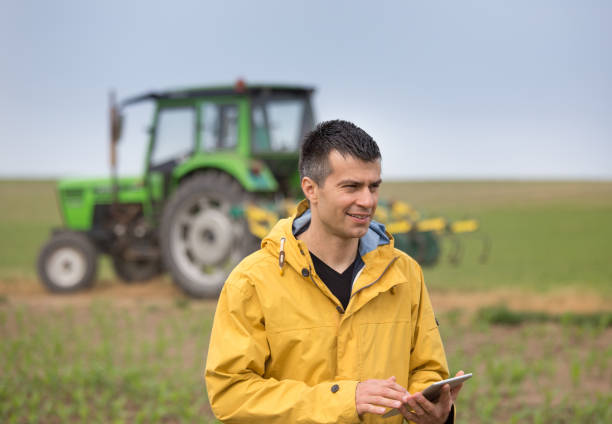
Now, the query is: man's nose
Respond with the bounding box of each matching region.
[356,188,377,209]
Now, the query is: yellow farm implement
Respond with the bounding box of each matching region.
[244,200,489,266]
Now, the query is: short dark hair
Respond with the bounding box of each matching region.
[299,119,381,185]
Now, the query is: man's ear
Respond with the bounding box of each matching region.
[301,176,318,204]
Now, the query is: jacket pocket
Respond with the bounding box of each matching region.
[267,325,338,385]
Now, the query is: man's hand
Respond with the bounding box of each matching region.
[355,376,407,416]
[399,370,465,424]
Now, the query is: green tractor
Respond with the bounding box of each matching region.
[37,81,486,298]
[38,81,314,297]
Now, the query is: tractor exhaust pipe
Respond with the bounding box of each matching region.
[109,90,121,205]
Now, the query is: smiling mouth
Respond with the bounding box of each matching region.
[347,212,370,220]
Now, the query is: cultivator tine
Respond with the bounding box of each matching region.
[479,233,491,264]
[413,230,427,265]
[447,234,463,265]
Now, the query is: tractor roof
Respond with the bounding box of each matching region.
[121,83,315,108]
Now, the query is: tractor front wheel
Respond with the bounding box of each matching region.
[160,172,256,298]
[37,231,98,292]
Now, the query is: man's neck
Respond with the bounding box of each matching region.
[297,221,359,274]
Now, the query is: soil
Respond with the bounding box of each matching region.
[429,287,611,314]
[1,278,609,314]
[0,277,211,309]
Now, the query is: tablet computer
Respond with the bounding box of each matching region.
[383,373,472,418]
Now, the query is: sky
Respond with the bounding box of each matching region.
[1,0,610,180]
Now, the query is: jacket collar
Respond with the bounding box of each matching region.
[262,200,396,275]
[291,205,391,259]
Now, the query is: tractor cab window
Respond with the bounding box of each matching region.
[151,107,195,166]
[200,103,239,152]
[252,97,313,153]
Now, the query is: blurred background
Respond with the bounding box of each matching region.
[1,1,611,423]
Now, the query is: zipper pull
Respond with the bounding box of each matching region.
[278,237,286,276]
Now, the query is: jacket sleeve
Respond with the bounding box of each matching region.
[407,264,453,420]
[205,272,361,424]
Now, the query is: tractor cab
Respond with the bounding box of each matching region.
[117,82,315,203]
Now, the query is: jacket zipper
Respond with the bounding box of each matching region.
[308,268,342,309]
[305,256,398,313]
[349,256,399,300]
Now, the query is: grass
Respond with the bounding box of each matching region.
[1,301,610,423]
[0,181,60,278]
[0,301,219,423]
[476,305,612,327]
[425,206,612,293]
[379,181,612,295]
[438,309,612,423]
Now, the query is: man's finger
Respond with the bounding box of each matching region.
[438,383,452,409]
[402,410,421,423]
[450,370,465,403]
[362,383,406,400]
[450,384,463,402]
[360,380,405,398]
[360,403,387,415]
[383,378,409,395]
[356,378,409,416]
[413,392,436,415]
[404,396,426,416]
[365,395,403,409]
[380,387,407,400]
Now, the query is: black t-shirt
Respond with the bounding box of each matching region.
[310,251,356,310]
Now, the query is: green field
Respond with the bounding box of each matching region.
[2,179,611,293]
[1,179,611,423]
[1,301,610,423]
[0,181,61,279]
[380,181,612,295]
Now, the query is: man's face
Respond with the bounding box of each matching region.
[306,150,382,241]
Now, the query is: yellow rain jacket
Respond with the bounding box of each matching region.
[205,201,451,423]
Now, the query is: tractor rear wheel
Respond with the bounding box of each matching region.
[37,231,98,292]
[159,172,256,298]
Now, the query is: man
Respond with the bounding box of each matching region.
[205,120,463,423]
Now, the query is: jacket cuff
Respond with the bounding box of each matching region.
[329,380,361,423]
[444,403,455,424]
